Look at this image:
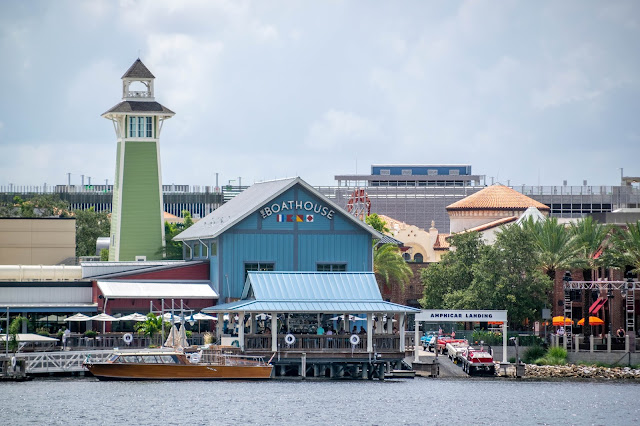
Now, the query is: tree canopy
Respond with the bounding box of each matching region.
[74,207,111,257]
[420,226,552,325]
[374,243,413,290]
[366,213,389,233]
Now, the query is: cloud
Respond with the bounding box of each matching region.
[305,110,382,152]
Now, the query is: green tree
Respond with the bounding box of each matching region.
[8,315,25,353]
[521,216,578,281]
[0,194,70,218]
[100,248,109,261]
[134,313,169,339]
[420,226,551,326]
[366,213,389,233]
[465,225,552,324]
[374,243,413,290]
[158,210,195,259]
[570,217,611,336]
[74,207,111,257]
[420,232,483,309]
[609,221,640,274]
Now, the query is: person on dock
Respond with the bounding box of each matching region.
[62,327,71,351]
[317,325,325,335]
[616,328,625,338]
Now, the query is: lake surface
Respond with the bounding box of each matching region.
[1,377,638,425]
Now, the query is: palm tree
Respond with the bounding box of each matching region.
[522,216,578,281]
[134,313,168,343]
[609,221,640,274]
[570,217,611,336]
[373,243,413,298]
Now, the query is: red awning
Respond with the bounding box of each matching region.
[589,297,607,315]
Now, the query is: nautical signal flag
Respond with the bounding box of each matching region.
[276,214,314,222]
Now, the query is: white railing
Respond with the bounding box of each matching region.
[15,350,113,374]
[126,91,152,98]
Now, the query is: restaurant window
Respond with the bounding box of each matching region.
[317,263,347,272]
[414,253,423,263]
[244,262,275,279]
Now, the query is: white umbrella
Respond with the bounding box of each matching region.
[89,313,119,322]
[192,313,217,321]
[189,312,216,333]
[65,313,90,322]
[89,313,119,334]
[118,313,148,322]
[162,313,182,323]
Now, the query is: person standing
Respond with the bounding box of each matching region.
[62,327,71,351]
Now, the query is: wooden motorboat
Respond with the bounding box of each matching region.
[83,347,273,381]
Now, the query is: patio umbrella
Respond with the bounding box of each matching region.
[552,316,573,326]
[191,312,217,333]
[578,316,605,326]
[65,313,90,322]
[118,313,148,322]
[162,313,182,323]
[89,313,120,334]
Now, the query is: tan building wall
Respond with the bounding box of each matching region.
[0,218,76,265]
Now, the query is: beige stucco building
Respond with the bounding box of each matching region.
[379,215,449,263]
[0,218,76,265]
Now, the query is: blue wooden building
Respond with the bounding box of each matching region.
[174,177,382,302]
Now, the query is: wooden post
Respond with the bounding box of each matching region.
[589,335,594,353]
[502,322,508,364]
[607,333,611,353]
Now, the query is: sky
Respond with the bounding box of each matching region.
[0,0,639,189]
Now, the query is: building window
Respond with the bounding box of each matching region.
[317,263,347,272]
[401,169,412,176]
[128,116,153,138]
[403,253,411,261]
[380,169,390,175]
[244,262,275,279]
[414,253,423,262]
[427,169,438,176]
[449,169,460,176]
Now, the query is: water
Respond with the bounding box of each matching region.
[1,377,638,425]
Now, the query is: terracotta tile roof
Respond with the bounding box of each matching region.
[433,233,450,250]
[459,216,518,234]
[446,185,550,211]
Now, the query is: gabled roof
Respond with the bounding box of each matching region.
[515,206,547,225]
[102,101,175,116]
[202,272,419,314]
[433,233,451,250]
[446,185,550,211]
[122,59,155,79]
[174,177,383,241]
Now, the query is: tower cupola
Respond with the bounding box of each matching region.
[122,58,155,101]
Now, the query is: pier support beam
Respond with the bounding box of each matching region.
[271,313,278,352]
[399,314,405,352]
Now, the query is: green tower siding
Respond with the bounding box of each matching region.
[118,141,163,260]
[108,141,122,261]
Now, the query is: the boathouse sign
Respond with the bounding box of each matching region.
[259,200,336,220]
[415,310,508,323]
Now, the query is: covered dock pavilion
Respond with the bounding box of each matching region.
[203,271,420,378]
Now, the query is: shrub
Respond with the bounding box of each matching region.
[84,330,97,338]
[533,346,568,366]
[36,327,51,336]
[185,330,192,338]
[508,357,516,364]
[547,346,567,359]
[522,346,546,364]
